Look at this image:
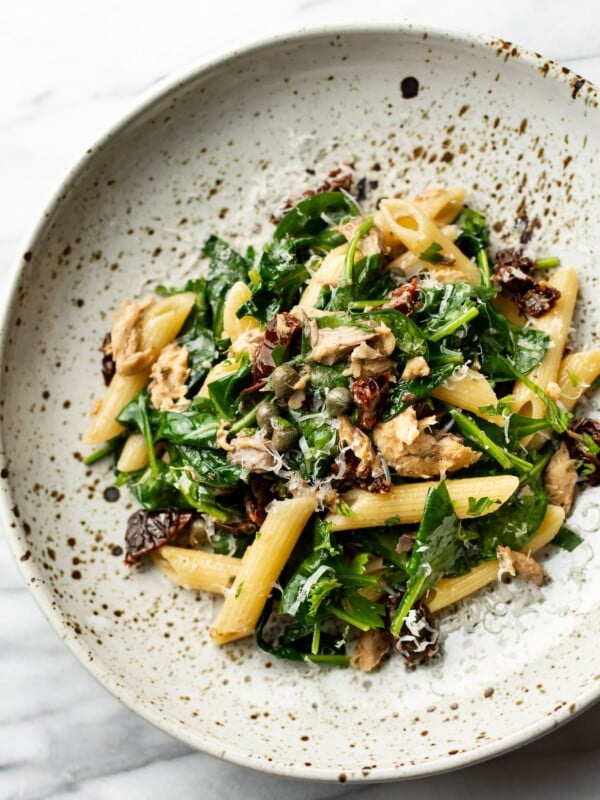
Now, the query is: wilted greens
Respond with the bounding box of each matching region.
[87,176,588,673]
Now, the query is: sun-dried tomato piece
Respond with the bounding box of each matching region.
[565,417,600,485]
[330,450,390,494]
[101,332,116,386]
[124,509,193,565]
[251,312,301,385]
[385,277,421,316]
[245,474,273,528]
[351,374,390,431]
[492,248,560,317]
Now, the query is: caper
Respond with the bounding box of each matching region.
[325,386,352,417]
[271,364,299,400]
[256,401,278,433]
[271,421,299,452]
[188,519,208,549]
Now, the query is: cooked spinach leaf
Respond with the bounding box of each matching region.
[390,481,461,635]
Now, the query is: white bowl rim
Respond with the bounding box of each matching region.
[1,21,598,782]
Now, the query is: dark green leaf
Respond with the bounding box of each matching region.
[384,362,455,419]
[454,208,489,257]
[207,360,252,420]
[169,443,244,488]
[467,496,502,515]
[420,241,445,264]
[202,236,251,336]
[116,390,157,473]
[390,481,461,635]
[273,191,359,240]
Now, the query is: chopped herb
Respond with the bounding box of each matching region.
[467,496,502,515]
[420,241,445,264]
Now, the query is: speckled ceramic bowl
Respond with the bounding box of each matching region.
[2,25,600,782]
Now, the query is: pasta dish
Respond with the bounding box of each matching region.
[85,176,600,671]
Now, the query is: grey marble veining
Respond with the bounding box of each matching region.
[2,1,600,798]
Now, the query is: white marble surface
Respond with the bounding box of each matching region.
[2,1,600,798]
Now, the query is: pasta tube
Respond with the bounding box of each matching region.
[509,266,579,419]
[210,497,316,644]
[558,350,600,411]
[431,368,502,424]
[326,475,519,532]
[153,546,241,594]
[86,292,196,444]
[117,433,150,472]
[412,186,466,226]
[378,199,480,283]
[426,504,565,612]
[221,281,259,341]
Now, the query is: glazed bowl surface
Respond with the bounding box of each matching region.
[2,25,600,781]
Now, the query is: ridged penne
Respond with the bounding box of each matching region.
[558,350,600,411]
[431,367,502,424]
[509,266,579,419]
[210,497,316,644]
[117,432,150,473]
[426,504,565,613]
[377,199,480,283]
[153,546,241,594]
[326,475,519,531]
[221,281,260,341]
[412,186,466,226]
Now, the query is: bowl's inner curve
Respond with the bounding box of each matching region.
[2,29,599,779]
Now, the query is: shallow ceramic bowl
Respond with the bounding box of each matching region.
[2,24,600,782]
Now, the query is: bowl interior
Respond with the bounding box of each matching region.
[2,27,600,781]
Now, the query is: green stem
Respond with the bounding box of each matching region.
[341,217,374,285]
[229,404,259,434]
[329,605,371,631]
[520,446,553,488]
[506,363,572,433]
[348,299,387,310]
[389,573,426,637]
[140,415,158,476]
[534,256,560,270]
[476,249,491,288]
[451,408,531,474]
[311,624,321,655]
[306,653,350,666]
[83,438,121,466]
[428,307,479,342]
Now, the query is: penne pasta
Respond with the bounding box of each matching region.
[377,199,480,283]
[425,505,565,613]
[221,281,260,341]
[326,475,519,532]
[210,497,316,644]
[509,266,579,419]
[117,433,150,472]
[492,294,524,327]
[153,546,241,594]
[412,186,466,226]
[557,350,600,411]
[86,292,196,444]
[87,182,592,673]
[431,368,502,424]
